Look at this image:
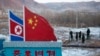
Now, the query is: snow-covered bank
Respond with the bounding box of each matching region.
[0,34,9,42]
[54,27,100,40]
[62,47,100,56]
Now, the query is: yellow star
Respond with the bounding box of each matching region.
[28,18,33,25]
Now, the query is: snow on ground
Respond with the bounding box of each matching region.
[62,47,100,56]
[0,34,9,42]
[88,27,100,38]
[54,27,100,40]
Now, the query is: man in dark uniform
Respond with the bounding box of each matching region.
[79,31,82,39]
[82,33,85,43]
[87,28,90,40]
[69,31,73,41]
[75,32,78,41]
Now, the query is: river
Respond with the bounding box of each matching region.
[62,47,100,56]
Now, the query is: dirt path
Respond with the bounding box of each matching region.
[63,39,100,48]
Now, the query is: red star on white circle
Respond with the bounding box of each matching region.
[15,25,22,35]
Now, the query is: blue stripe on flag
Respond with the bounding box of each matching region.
[11,35,23,41]
[10,11,23,25]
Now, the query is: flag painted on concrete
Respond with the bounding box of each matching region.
[9,11,23,41]
[24,7,57,41]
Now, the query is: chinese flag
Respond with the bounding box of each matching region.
[24,7,57,41]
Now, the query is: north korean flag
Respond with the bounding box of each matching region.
[9,11,23,41]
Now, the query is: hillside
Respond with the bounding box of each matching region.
[1,1,100,12]
[0,0,49,11]
[44,1,100,12]
[0,1,100,35]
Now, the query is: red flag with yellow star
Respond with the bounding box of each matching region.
[24,7,57,41]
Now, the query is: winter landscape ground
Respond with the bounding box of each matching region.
[56,27,100,56]
[0,27,100,56]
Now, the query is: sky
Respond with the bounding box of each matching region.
[34,0,100,3]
